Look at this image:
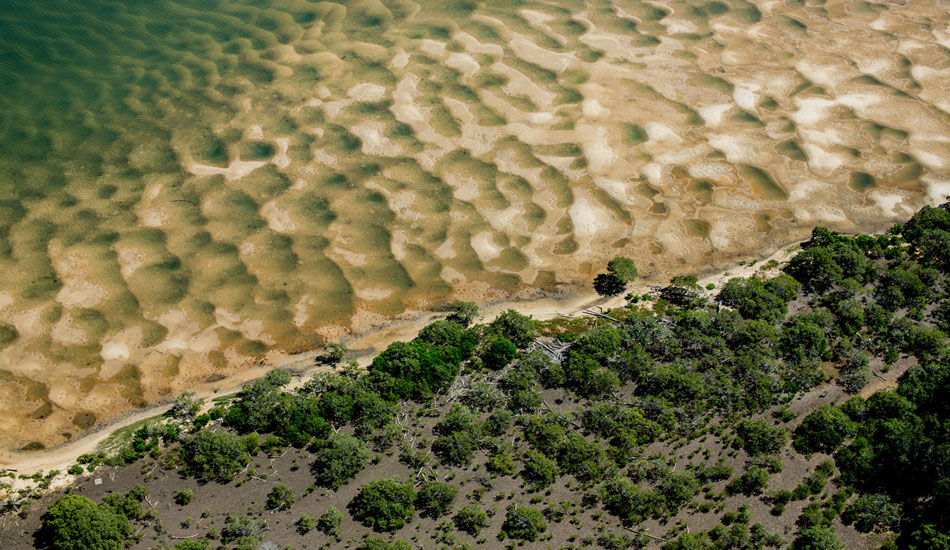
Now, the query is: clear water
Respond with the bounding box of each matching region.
[1,0,947,451]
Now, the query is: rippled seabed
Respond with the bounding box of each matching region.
[1,0,949,451]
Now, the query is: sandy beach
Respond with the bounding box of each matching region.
[0,240,802,482]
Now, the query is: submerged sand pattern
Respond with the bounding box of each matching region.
[1,0,950,451]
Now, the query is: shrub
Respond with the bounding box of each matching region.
[317,506,343,537]
[791,525,844,550]
[39,494,131,550]
[311,433,370,489]
[455,504,489,536]
[348,478,416,532]
[415,481,458,519]
[726,465,769,496]
[174,488,194,506]
[265,483,294,511]
[358,537,412,550]
[220,514,261,547]
[167,392,204,420]
[101,486,147,521]
[295,514,317,534]
[432,431,478,466]
[521,449,558,489]
[502,506,547,541]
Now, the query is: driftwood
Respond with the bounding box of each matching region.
[530,338,571,364]
[250,475,280,485]
[623,526,674,542]
[582,309,621,323]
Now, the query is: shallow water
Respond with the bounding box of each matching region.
[1,0,949,451]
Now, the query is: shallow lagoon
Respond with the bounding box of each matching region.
[1,0,949,451]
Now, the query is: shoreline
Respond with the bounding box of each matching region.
[0,241,801,477]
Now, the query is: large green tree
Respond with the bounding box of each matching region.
[179,430,252,482]
[40,494,130,550]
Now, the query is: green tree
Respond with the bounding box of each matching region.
[794,405,855,454]
[486,449,516,475]
[369,340,460,400]
[40,494,131,550]
[735,419,788,456]
[660,276,704,307]
[311,433,370,489]
[415,481,458,519]
[657,472,700,515]
[594,273,627,296]
[842,493,902,533]
[599,475,662,525]
[447,302,479,327]
[502,506,547,542]
[719,278,787,323]
[780,313,830,363]
[166,392,204,420]
[180,430,252,482]
[482,336,518,369]
[489,310,537,348]
[418,320,467,347]
[784,246,843,293]
[223,369,291,433]
[608,257,639,282]
[765,273,802,302]
[348,478,416,532]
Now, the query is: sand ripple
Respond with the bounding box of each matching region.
[1,0,950,451]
